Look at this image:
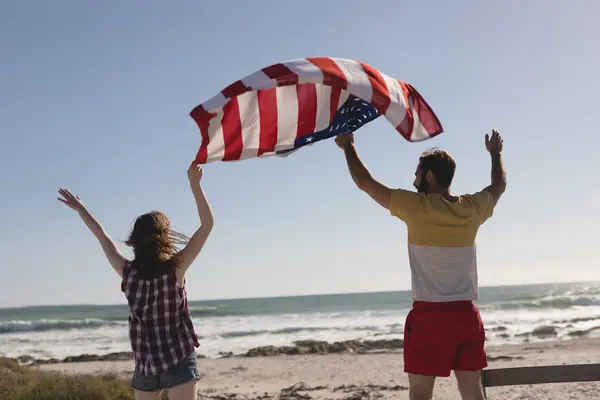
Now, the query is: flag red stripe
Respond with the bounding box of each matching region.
[262,63,299,86]
[296,83,317,139]
[396,82,443,140]
[221,98,243,161]
[359,62,391,115]
[222,80,250,99]
[190,105,211,164]
[257,89,278,156]
[308,58,347,124]
[404,83,443,137]
[307,57,348,89]
[397,81,414,140]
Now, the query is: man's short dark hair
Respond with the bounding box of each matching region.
[419,148,456,188]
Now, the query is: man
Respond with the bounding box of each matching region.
[335,130,506,400]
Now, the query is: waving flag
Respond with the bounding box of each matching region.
[190,57,443,164]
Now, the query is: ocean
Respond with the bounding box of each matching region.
[1,282,599,361]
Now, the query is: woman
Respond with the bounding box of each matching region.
[57,164,214,400]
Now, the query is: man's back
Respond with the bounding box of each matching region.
[389,189,495,302]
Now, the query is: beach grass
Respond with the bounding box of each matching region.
[0,358,168,400]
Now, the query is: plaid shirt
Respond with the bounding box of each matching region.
[121,262,199,376]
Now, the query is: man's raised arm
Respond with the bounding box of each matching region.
[482,129,507,205]
[334,133,392,210]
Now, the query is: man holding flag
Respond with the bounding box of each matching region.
[335,130,506,400]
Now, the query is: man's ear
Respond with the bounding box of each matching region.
[426,170,434,183]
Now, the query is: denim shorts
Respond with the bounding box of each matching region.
[131,351,200,392]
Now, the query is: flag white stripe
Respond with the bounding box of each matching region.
[284,59,324,85]
[408,97,430,142]
[381,76,407,128]
[257,150,276,158]
[202,92,229,113]
[331,58,373,104]
[242,69,274,90]
[275,85,298,152]
[315,85,332,131]
[237,92,260,160]
[205,111,225,162]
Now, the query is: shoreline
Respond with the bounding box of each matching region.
[11,333,598,366]
[35,338,600,399]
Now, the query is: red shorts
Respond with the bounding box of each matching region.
[403,300,487,377]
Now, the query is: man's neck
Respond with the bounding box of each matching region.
[428,188,456,202]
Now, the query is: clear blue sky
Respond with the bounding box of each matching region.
[1,1,598,308]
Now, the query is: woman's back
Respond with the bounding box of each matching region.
[121,262,199,376]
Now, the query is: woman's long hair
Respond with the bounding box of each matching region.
[125,211,189,279]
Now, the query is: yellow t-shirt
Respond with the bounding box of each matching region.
[390,189,495,302]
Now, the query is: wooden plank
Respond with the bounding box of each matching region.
[482,363,600,387]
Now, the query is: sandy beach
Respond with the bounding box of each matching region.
[37,338,600,399]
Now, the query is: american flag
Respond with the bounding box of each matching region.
[190,57,443,164]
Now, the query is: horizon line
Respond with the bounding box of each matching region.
[1,280,598,311]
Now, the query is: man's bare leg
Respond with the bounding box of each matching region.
[454,370,485,400]
[408,374,436,400]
